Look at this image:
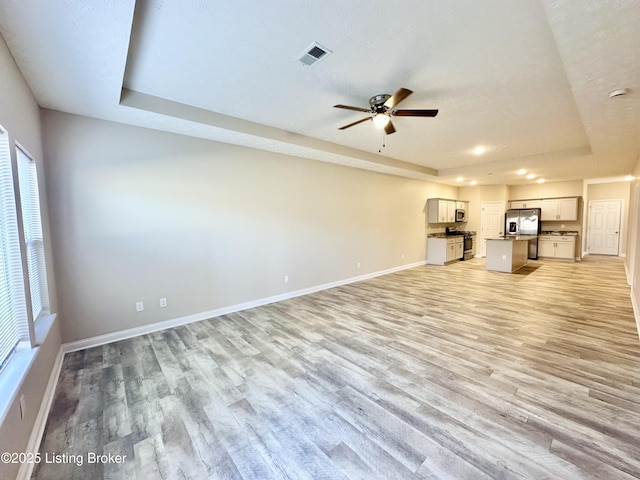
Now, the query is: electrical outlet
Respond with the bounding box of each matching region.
[284,275,289,283]
[402,253,405,259]
[357,262,361,268]
[136,301,144,312]
[160,297,167,308]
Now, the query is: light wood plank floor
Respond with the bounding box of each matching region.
[34,256,640,479]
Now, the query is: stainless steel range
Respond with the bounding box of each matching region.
[462,231,476,260]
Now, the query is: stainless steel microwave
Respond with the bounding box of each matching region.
[455,209,466,222]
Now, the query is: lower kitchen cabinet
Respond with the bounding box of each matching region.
[428,236,464,265]
[538,235,576,261]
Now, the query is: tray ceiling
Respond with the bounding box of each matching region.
[0,0,638,185]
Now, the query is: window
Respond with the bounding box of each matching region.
[0,127,30,372]
[0,128,49,374]
[17,145,49,320]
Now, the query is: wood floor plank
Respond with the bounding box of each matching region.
[34,256,640,479]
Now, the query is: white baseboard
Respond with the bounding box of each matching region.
[17,346,64,480]
[63,260,427,353]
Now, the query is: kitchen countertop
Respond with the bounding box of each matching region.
[488,235,538,241]
[428,231,477,238]
[540,231,578,236]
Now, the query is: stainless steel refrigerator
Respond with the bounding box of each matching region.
[505,208,542,259]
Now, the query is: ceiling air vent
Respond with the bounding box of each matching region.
[297,42,332,67]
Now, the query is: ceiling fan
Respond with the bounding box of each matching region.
[334,87,438,135]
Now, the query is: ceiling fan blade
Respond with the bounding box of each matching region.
[334,104,371,113]
[392,109,439,117]
[384,121,396,135]
[384,88,413,109]
[338,117,371,130]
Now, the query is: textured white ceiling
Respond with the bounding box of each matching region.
[0,0,638,185]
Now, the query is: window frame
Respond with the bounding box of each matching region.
[16,142,50,322]
[0,125,49,374]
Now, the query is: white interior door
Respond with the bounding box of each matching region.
[588,199,622,255]
[480,201,505,257]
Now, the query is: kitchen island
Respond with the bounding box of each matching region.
[485,237,530,272]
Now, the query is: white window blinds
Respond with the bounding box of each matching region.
[0,128,29,371]
[16,145,49,320]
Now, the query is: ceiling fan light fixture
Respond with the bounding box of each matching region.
[372,113,391,128]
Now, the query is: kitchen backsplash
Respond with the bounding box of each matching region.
[541,221,581,233]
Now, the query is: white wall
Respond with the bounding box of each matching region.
[42,110,451,343]
[0,33,61,480]
[627,160,640,338]
[509,180,583,200]
[459,184,509,234]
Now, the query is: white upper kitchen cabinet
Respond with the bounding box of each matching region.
[558,198,579,221]
[447,200,456,222]
[541,198,578,221]
[428,198,456,223]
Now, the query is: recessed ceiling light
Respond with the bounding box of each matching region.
[537,178,545,184]
[609,88,628,98]
[470,180,478,186]
[473,146,487,155]
[456,177,464,182]
[526,173,536,180]
[517,169,526,175]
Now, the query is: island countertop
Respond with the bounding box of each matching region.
[488,235,538,241]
